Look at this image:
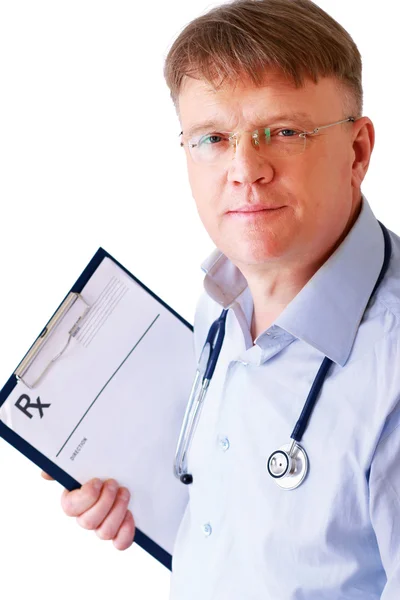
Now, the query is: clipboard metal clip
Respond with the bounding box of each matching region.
[14,292,91,389]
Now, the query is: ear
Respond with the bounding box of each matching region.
[351,117,375,189]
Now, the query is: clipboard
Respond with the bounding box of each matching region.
[0,247,194,571]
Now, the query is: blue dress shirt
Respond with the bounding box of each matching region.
[170,194,400,599]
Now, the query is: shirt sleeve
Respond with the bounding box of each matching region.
[369,417,400,598]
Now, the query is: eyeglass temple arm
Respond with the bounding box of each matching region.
[306,117,355,136]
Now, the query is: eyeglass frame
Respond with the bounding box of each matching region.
[179,116,356,162]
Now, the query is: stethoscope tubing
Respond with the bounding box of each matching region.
[174,311,228,481]
[203,309,228,380]
[290,357,333,442]
[289,220,392,445]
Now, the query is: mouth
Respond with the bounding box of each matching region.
[226,205,286,216]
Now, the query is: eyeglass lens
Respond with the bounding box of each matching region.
[188,128,307,164]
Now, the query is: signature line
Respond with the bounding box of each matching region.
[56,314,160,458]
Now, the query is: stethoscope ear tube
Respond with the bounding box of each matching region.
[175,377,211,484]
[173,367,202,479]
[173,309,229,484]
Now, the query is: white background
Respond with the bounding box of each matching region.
[0,1,398,598]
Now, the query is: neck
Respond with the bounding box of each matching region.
[246,260,320,342]
[242,202,363,342]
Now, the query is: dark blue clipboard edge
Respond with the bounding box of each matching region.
[0,246,194,572]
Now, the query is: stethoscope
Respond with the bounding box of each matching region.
[174,222,392,490]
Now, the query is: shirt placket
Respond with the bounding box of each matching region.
[195,325,295,556]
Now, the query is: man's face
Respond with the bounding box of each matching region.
[178,71,363,272]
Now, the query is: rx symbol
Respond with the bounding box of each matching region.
[15,394,51,419]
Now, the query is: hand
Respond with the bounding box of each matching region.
[41,472,135,550]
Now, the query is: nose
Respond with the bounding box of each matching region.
[227,131,275,184]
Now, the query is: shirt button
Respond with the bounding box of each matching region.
[202,523,212,537]
[219,437,230,451]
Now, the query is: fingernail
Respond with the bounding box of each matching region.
[107,479,118,493]
[93,478,103,492]
[120,488,130,502]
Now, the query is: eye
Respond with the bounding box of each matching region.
[198,132,228,146]
[205,135,222,144]
[277,129,298,137]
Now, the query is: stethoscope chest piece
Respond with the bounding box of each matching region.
[266,443,309,490]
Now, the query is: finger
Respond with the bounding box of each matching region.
[76,479,119,530]
[61,478,104,517]
[112,510,136,551]
[41,471,54,481]
[95,487,131,541]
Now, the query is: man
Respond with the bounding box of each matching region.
[46,0,400,597]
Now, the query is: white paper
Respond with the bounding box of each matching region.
[0,256,193,556]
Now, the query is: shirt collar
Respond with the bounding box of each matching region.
[200,195,385,367]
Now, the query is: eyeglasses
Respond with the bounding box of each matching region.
[179,117,355,165]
